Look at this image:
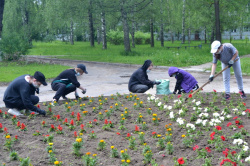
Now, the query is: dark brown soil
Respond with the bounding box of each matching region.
[0,92,249,166]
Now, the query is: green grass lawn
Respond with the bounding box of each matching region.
[0,62,70,83]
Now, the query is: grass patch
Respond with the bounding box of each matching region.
[0,62,71,83]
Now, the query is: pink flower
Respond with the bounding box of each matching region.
[213,89,217,92]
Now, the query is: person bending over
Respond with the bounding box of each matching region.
[128,60,161,93]
[3,71,47,116]
[51,64,88,102]
[168,67,199,94]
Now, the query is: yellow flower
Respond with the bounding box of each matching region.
[76,138,82,142]
[111,146,114,149]
[181,134,186,138]
[139,115,143,118]
[122,118,125,120]
[167,128,172,131]
[99,112,102,115]
[126,159,131,163]
[152,114,157,117]
[152,118,156,121]
[79,133,83,136]
[99,99,102,102]
[140,132,144,135]
[83,103,85,106]
[140,101,143,104]
[170,134,172,136]
[120,150,124,153]
[148,108,152,110]
[49,150,52,153]
[80,104,82,106]
[134,103,137,106]
[93,154,97,157]
[121,159,125,163]
[125,107,127,109]
[105,98,108,100]
[100,140,104,143]
[158,118,160,120]
[100,103,103,105]
[54,161,59,165]
[121,114,124,116]
[157,134,161,137]
[86,152,91,155]
[5,135,11,139]
[144,143,147,145]
[67,106,71,109]
[115,103,118,106]
[54,100,57,104]
[105,110,108,112]
[49,143,53,146]
[93,107,96,109]
[125,111,128,114]
[136,98,139,100]
[110,106,113,108]
[134,94,137,97]
[143,122,146,124]
[125,149,127,151]
[65,102,68,105]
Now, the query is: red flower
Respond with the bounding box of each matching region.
[235,120,240,124]
[213,89,217,92]
[89,121,92,124]
[210,132,215,140]
[215,126,222,130]
[64,118,68,123]
[226,122,232,127]
[116,132,120,135]
[71,111,75,116]
[15,135,18,140]
[91,131,95,133]
[104,119,108,124]
[238,125,244,129]
[188,94,192,98]
[177,157,185,165]
[37,104,40,108]
[74,131,77,137]
[233,116,238,119]
[13,115,17,119]
[221,136,225,141]
[109,121,112,124]
[70,119,74,126]
[50,124,55,129]
[49,108,52,112]
[127,133,131,137]
[93,119,97,122]
[21,123,26,130]
[80,124,84,129]
[0,123,2,128]
[193,145,199,151]
[0,109,2,113]
[17,121,20,127]
[57,125,62,131]
[231,151,236,156]
[4,127,8,132]
[177,95,182,98]
[222,148,229,157]
[5,111,7,115]
[77,112,81,118]
[190,90,193,93]
[205,147,211,153]
[152,131,157,135]
[77,116,80,121]
[243,102,246,106]
[56,115,60,120]
[220,158,237,166]
[42,121,45,125]
[135,125,140,131]
[30,112,35,115]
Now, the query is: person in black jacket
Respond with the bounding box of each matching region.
[128,60,161,93]
[51,64,88,102]
[3,71,47,116]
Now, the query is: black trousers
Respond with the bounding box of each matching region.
[51,82,76,101]
[4,95,39,110]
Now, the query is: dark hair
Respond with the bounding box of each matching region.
[214,45,222,59]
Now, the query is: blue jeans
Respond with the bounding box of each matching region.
[4,95,39,110]
[130,84,150,93]
[221,58,244,94]
[51,82,77,100]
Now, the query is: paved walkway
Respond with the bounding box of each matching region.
[0,56,249,107]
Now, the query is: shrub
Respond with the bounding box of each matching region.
[107,30,124,45]
[134,31,150,45]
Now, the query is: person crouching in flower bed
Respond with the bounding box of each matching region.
[168,67,199,94]
[128,60,161,93]
[51,64,88,103]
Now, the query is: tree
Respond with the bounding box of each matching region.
[0,0,4,37]
[181,0,186,43]
[214,0,221,41]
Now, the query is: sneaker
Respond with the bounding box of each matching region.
[225,94,231,100]
[8,108,23,116]
[239,90,246,99]
[51,98,57,106]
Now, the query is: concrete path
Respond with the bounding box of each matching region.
[0,56,249,107]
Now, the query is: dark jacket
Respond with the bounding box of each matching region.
[3,75,41,112]
[168,67,198,93]
[128,60,154,92]
[52,69,80,88]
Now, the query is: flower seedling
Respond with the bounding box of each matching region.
[110,146,119,158]
[72,137,83,156]
[97,140,106,151]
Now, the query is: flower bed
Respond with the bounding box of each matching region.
[0,92,249,166]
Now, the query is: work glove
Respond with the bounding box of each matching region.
[228,60,234,68]
[35,88,39,94]
[82,89,87,94]
[38,109,46,116]
[209,75,214,82]
[153,81,161,85]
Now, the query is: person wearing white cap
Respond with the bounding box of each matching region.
[209,40,246,100]
[51,64,88,103]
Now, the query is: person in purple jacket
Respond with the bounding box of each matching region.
[168,67,199,94]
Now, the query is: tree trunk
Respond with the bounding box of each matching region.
[131,10,135,48]
[181,0,186,44]
[120,0,130,52]
[210,29,215,44]
[0,0,4,37]
[170,31,174,43]
[88,0,94,47]
[70,19,74,45]
[204,26,207,44]
[188,28,191,44]
[150,18,154,47]
[101,11,107,49]
[214,0,221,41]
[97,27,101,45]
[160,0,164,47]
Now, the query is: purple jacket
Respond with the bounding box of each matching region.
[168,67,198,93]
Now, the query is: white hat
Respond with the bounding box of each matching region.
[210,40,221,53]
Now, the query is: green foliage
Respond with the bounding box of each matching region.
[134,31,150,45]
[106,30,124,45]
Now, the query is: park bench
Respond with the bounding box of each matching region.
[166,44,202,49]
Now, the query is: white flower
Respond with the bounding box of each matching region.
[232,108,238,111]
[242,112,246,115]
[173,100,179,103]
[221,111,226,115]
[168,106,173,110]
[169,112,174,119]
[192,99,196,103]
[150,96,155,100]
[176,118,184,125]
[195,101,201,106]
[226,115,232,119]
[243,145,249,152]
[233,139,244,145]
[164,105,168,109]
[202,120,208,126]
[209,121,214,126]
[204,108,208,112]
[245,156,250,162]
[179,109,183,115]
[157,102,162,107]
[186,123,195,130]
[196,119,202,124]
[213,112,220,118]
[219,116,225,121]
